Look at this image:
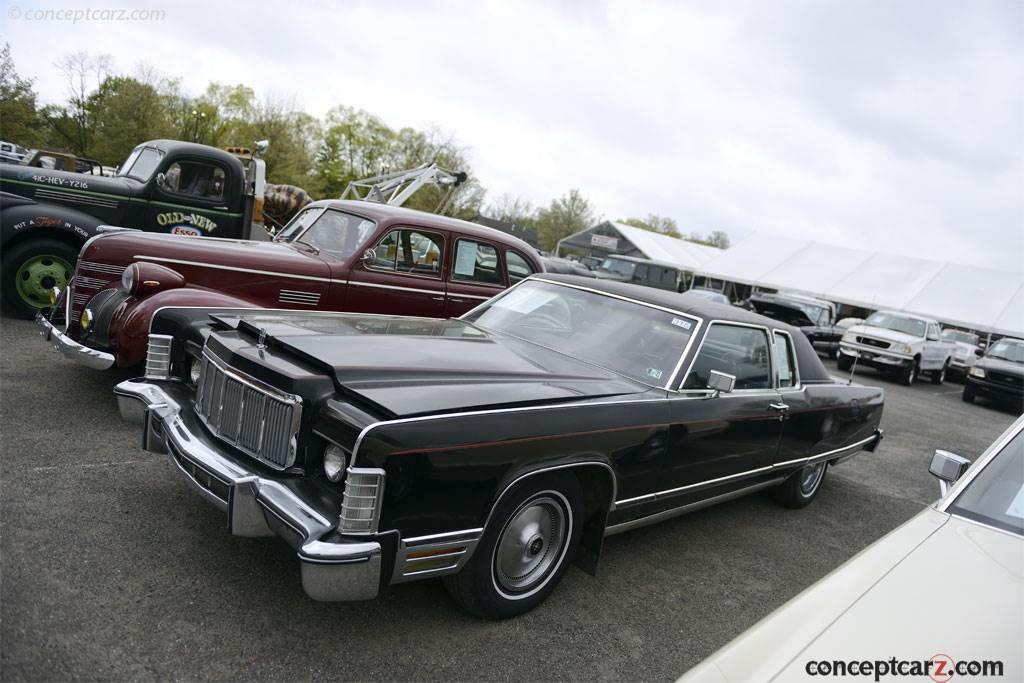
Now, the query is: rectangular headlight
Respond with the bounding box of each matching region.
[969,367,986,379]
[339,467,386,535]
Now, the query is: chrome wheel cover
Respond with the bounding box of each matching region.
[799,462,826,496]
[492,493,569,597]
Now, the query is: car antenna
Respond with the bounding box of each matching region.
[848,356,859,385]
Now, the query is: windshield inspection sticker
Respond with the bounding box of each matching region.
[671,318,692,330]
[645,368,664,380]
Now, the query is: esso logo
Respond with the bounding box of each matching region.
[929,654,955,682]
[170,226,201,237]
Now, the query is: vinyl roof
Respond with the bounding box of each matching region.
[696,232,1024,336]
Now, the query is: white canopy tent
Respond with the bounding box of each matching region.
[609,223,723,271]
[695,233,1024,337]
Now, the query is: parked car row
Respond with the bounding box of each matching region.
[34,199,888,618]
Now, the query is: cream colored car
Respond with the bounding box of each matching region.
[680,415,1024,682]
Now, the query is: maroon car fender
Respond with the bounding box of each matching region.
[113,288,258,366]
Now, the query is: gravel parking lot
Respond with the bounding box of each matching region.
[1,315,1019,681]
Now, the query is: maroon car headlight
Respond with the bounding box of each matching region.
[122,262,186,298]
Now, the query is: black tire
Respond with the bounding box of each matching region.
[1,238,79,319]
[773,461,828,509]
[443,472,583,619]
[962,386,975,403]
[837,355,853,372]
[931,360,948,385]
[900,358,920,386]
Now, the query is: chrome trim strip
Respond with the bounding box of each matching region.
[404,527,484,544]
[614,432,881,508]
[616,465,775,507]
[134,255,339,283]
[604,478,787,536]
[838,341,912,360]
[347,280,444,296]
[772,328,802,392]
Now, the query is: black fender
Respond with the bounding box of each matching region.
[486,457,618,576]
[1,198,104,254]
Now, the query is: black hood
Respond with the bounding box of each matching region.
[211,312,650,417]
[976,354,1024,377]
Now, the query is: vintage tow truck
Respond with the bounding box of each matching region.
[0,140,271,317]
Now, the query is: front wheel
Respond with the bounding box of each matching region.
[931,360,948,385]
[900,358,920,386]
[1,238,78,319]
[962,386,975,403]
[773,462,827,509]
[443,473,583,619]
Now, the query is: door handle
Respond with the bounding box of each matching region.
[431,296,444,301]
[213,206,228,210]
[449,297,465,303]
[768,402,790,411]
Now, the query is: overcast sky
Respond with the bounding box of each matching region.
[5,0,1022,271]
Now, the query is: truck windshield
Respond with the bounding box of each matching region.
[118,146,164,181]
[865,312,926,337]
[277,207,376,261]
[986,340,1024,364]
[598,258,636,278]
[462,279,696,388]
[942,330,979,346]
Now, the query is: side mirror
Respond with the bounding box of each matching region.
[361,248,377,263]
[928,449,971,496]
[975,348,984,357]
[707,370,736,397]
[155,172,168,190]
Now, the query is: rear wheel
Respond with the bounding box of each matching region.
[931,360,948,385]
[773,462,827,509]
[2,239,78,319]
[443,473,583,619]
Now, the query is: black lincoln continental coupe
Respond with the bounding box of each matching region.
[115,275,884,618]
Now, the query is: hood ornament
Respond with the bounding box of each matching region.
[257,327,268,351]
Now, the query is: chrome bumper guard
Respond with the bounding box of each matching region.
[114,378,381,601]
[838,344,910,366]
[36,312,115,370]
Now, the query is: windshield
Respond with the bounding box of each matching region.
[865,312,926,337]
[118,146,164,181]
[942,330,978,346]
[462,280,696,387]
[598,258,636,278]
[948,427,1024,536]
[787,300,829,326]
[986,340,1024,363]
[275,207,376,261]
[687,289,729,304]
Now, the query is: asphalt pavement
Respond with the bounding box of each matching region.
[1,315,1018,681]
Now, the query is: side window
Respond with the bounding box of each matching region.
[506,251,535,284]
[773,332,797,388]
[453,239,501,285]
[683,324,772,390]
[634,264,649,283]
[163,161,226,200]
[368,229,444,276]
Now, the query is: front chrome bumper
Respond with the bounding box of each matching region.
[838,343,912,366]
[114,378,382,601]
[36,312,115,370]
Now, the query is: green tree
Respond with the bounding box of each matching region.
[536,189,595,251]
[618,214,682,238]
[687,230,730,249]
[87,76,176,165]
[0,44,47,147]
[487,194,537,227]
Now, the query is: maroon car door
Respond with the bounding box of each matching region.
[443,237,508,316]
[345,226,447,317]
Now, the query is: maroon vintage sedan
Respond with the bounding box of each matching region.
[37,200,543,368]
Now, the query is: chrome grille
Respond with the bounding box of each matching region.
[68,261,123,327]
[144,334,173,379]
[857,336,890,349]
[194,351,302,469]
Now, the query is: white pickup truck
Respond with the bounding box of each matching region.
[838,310,956,385]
